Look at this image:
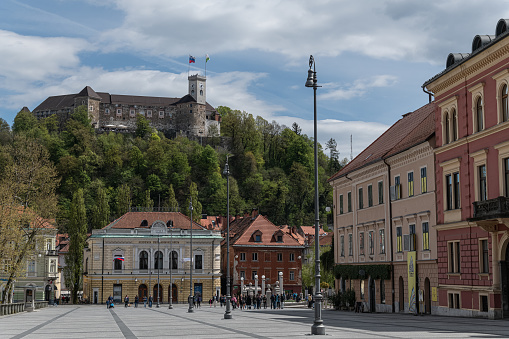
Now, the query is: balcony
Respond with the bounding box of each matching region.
[470,196,509,221]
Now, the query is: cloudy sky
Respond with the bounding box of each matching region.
[1,0,509,158]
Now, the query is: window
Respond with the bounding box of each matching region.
[395,176,401,200]
[277,253,283,262]
[480,295,489,312]
[503,84,509,122]
[480,239,489,274]
[360,280,365,299]
[147,110,152,117]
[252,252,258,261]
[380,279,386,304]
[422,222,429,251]
[445,112,450,144]
[170,251,178,269]
[448,241,461,273]
[105,108,110,115]
[116,108,122,116]
[340,235,345,257]
[276,235,283,242]
[368,231,374,255]
[421,167,427,194]
[130,109,135,117]
[255,234,261,242]
[347,192,352,212]
[476,97,484,132]
[452,110,458,141]
[195,254,203,270]
[290,271,295,281]
[379,229,385,254]
[348,234,353,256]
[264,252,270,261]
[251,271,257,280]
[378,181,384,204]
[359,232,364,255]
[240,271,245,279]
[114,255,123,270]
[409,224,416,251]
[408,172,414,197]
[505,158,509,197]
[358,187,363,209]
[449,292,460,309]
[479,165,487,201]
[154,251,163,270]
[139,251,148,270]
[339,194,344,214]
[446,173,460,210]
[368,185,373,207]
[240,252,246,261]
[159,110,164,118]
[289,253,295,261]
[397,227,403,252]
[28,260,36,274]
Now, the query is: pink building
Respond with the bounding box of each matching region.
[423,18,509,319]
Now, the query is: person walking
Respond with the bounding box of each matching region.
[124,295,129,308]
[263,295,267,309]
[134,295,139,308]
[143,295,147,308]
[270,294,274,309]
[148,295,153,308]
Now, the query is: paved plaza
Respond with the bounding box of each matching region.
[2,304,509,338]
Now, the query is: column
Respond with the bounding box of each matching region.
[492,231,500,290]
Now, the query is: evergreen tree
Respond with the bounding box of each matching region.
[64,188,87,304]
[185,182,202,222]
[117,184,132,216]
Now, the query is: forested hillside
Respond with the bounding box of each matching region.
[0,106,345,232]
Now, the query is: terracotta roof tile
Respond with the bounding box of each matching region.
[104,211,205,230]
[328,102,436,182]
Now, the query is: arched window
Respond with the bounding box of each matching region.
[154,251,163,270]
[444,112,450,144]
[502,84,509,122]
[139,251,148,270]
[452,109,458,141]
[476,97,483,132]
[170,250,178,270]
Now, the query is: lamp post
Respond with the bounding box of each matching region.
[305,54,325,335]
[188,198,194,313]
[224,154,233,319]
[255,275,259,301]
[261,275,266,296]
[157,236,160,308]
[169,223,173,309]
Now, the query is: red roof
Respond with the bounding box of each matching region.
[104,211,205,230]
[328,102,435,182]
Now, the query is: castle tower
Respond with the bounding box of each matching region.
[188,74,206,105]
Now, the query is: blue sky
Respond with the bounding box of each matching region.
[1,0,509,158]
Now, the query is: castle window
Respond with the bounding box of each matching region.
[116,109,122,116]
[130,109,135,117]
[200,90,203,96]
[159,111,164,118]
[105,108,110,115]
[147,110,152,117]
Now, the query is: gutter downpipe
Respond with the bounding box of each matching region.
[422,86,434,104]
[383,158,396,313]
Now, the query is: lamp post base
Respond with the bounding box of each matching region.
[224,311,232,319]
[311,322,325,335]
[168,304,173,309]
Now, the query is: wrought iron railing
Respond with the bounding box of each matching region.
[472,196,509,219]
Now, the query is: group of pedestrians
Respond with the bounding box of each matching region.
[107,295,153,308]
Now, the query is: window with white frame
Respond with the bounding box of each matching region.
[368,185,373,207]
[441,158,461,211]
[290,270,295,281]
[130,109,135,117]
[340,235,345,257]
[358,187,363,209]
[421,167,427,194]
[339,194,344,214]
[471,149,487,203]
[422,222,429,251]
[359,232,364,255]
[439,96,459,145]
[378,181,384,204]
[469,82,485,133]
[240,271,246,279]
[240,252,246,261]
[159,110,164,118]
[147,110,152,117]
[277,253,283,262]
[348,233,353,256]
[448,241,461,273]
[116,108,122,116]
[449,292,460,309]
[492,68,509,123]
[479,165,487,201]
[408,172,414,197]
[252,252,258,261]
[395,175,401,200]
[347,192,352,212]
[289,253,295,261]
[368,231,374,255]
[105,108,110,115]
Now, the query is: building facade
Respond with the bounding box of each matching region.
[83,211,222,304]
[329,103,438,314]
[423,18,509,319]
[222,212,305,297]
[31,75,221,138]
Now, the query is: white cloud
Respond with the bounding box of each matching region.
[100,0,509,64]
[319,75,398,101]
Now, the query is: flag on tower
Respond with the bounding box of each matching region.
[189,55,195,64]
[206,54,210,63]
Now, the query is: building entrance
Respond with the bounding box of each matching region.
[501,245,509,317]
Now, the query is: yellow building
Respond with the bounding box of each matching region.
[83,210,222,305]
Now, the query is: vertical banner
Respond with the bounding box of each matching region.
[407,251,416,314]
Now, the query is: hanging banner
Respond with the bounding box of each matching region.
[407,251,417,314]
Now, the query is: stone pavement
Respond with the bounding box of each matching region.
[2,303,509,338]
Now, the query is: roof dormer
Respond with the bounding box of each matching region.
[251,230,263,242]
[272,230,285,243]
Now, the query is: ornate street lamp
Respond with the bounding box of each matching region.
[224,154,233,319]
[169,222,173,309]
[188,198,194,313]
[305,55,325,335]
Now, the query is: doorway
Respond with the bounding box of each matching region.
[153,284,163,303]
[399,276,404,312]
[168,284,178,303]
[502,245,509,317]
[138,284,148,301]
[369,278,375,312]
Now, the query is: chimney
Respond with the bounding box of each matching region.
[251,208,258,219]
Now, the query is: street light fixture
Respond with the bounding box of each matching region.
[188,198,194,313]
[224,154,233,319]
[169,222,173,309]
[305,54,325,335]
